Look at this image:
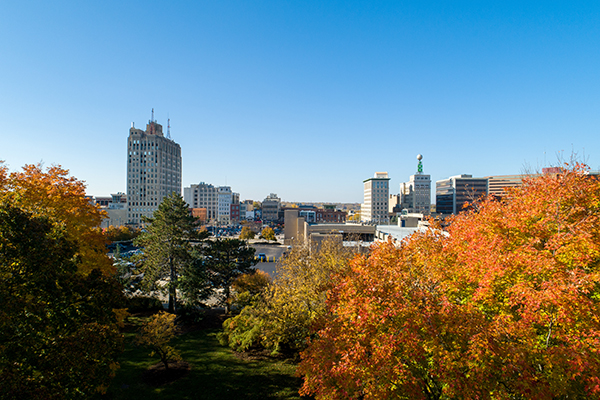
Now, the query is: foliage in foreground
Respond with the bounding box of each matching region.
[0,204,123,399]
[0,163,113,275]
[102,322,304,400]
[221,238,357,354]
[299,164,600,400]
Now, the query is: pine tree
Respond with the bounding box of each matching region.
[135,193,206,313]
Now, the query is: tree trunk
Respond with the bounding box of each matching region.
[168,256,177,314]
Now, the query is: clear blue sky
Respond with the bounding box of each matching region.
[1,1,599,203]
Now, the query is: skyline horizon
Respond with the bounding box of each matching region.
[2,2,598,203]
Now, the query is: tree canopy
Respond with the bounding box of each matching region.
[220,238,357,353]
[299,164,600,400]
[0,203,123,399]
[0,163,113,275]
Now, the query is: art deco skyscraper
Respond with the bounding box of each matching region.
[127,114,181,225]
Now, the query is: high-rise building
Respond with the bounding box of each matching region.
[436,174,488,215]
[184,182,218,221]
[127,115,181,225]
[218,186,232,224]
[399,154,431,215]
[361,172,390,224]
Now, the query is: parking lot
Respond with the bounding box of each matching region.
[251,243,287,277]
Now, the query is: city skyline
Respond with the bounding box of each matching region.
[2,2,599,202]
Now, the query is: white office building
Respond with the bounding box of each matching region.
[217,186,232,224]
[361,172,390,224]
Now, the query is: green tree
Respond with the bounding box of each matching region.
[239,226,256,240]
[136,311,181,370]
[202,238,257,313]
[260,226,276,241]
[0,204,123,399]
[135,193,208,313]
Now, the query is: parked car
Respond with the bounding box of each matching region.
[257,253,267,262]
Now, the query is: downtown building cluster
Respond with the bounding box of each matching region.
[93,115,599,230]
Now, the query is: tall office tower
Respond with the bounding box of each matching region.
[361,172,390,224]
[217,186,232,224]
[127,114,182,226]
[399,154,431,215]
[184,182,218,221]
[436,174,488,215]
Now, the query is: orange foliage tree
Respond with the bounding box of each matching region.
[299,164,600,399]
[0,162,113,275]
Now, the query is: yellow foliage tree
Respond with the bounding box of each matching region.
[261,226,276,241]
[0,163,113,275]
[239,226,256,240]
[136,311,182,369]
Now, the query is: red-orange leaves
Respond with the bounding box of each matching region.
[299,164,600,399]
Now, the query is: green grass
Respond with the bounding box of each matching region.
[100,320,307,400]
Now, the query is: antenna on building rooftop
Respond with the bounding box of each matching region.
[151,108,155,122]
[167,118,171,139]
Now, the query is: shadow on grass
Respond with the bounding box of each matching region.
[99,316,309,400]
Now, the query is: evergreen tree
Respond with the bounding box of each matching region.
[202,238,257,312]
[135,193,207,313]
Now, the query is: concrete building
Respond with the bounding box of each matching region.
[127,115,181,225]
[99,192,128,228]
[218,186,232,224]
[361,172,390,224]
[184,183,219,221]
[436,174,488,215]
[262,193,281,223]
[487,174,529,197]
[399,154,431,215]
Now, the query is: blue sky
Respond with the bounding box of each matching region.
[1,1,599,203]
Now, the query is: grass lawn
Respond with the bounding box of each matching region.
[99,315,308,400]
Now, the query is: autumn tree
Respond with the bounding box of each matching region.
[260,226,276,241]
[135,193,208,313]
[239,226,256,240]
[103,225,141,242]
[0,163,113,275]
[299,164,600,400]
[0,204,124,399]
[220,238,357,353]
[202,238,257,312]
[229,270,272,310]
[136,311,181,370]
